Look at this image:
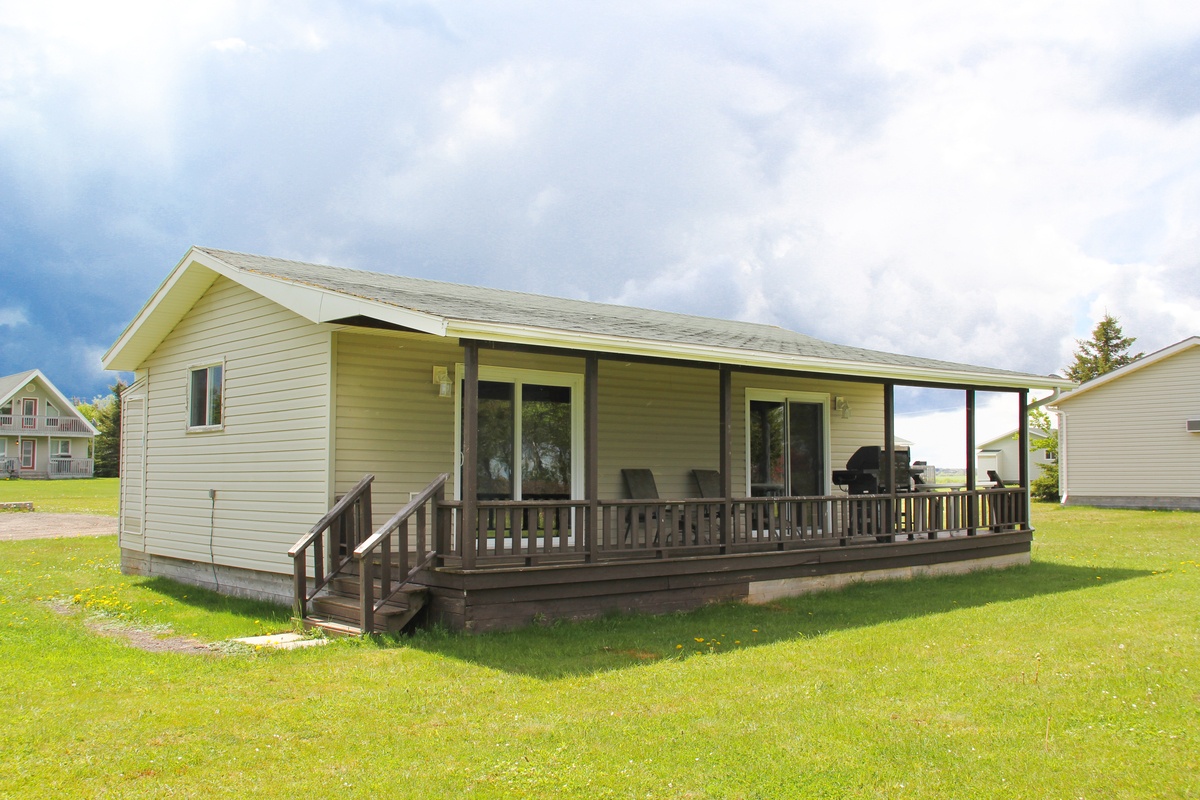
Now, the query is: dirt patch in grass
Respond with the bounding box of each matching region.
[48,599,217,655]
[87,620,217,654]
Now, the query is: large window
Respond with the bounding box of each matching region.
[457,367,582,501]
[746,391,829,497]
[188,364,223,430]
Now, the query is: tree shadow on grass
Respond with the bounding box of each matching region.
[137,576,292,623]
[396,561,1149,680]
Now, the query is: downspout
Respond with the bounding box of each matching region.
[1034,388,1067,505]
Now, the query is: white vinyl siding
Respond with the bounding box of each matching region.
[137,278,331,575]
[334,331,462,529]
[732,373,884,496]
[596,360,718,499]
[1058,346,1200,500]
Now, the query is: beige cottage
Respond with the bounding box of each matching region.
[1051,336,1200,510]
[103,247,1068,632]
[0,370,97,479]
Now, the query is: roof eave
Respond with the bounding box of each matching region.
[103,248,450,371]
[1050,336,1200,407]
[447,321,1070,391]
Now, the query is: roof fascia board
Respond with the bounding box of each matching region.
[976,428,1048,450]
[104,248,449,371]
[102,248,220,371]
[1051,336,1200,407]
[448,321,1069,391]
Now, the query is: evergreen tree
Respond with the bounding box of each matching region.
[91,380,126,478]
[1065,314,1144,382]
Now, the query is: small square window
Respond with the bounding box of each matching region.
[188,364,224,429]
[52,440,70,457]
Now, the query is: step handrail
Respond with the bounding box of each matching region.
[353,473,449,633]
[288,474,374,617]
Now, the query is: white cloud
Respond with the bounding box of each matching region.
[2,1,1199,400]
[0,308,28,327]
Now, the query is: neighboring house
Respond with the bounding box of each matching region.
[976,427,1053,485]
[102,247,1068,632]
[0,370,98,479]
[1050,336,1200,511]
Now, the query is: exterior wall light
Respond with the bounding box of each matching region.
[433,366,453,398]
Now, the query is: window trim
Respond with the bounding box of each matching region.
[51,439,71,458]
[186,361,225,432]
[744,389,832,496]
[452,365,584,501]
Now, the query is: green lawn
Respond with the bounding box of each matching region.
[0,477,119,516]
[1,504,1197,798]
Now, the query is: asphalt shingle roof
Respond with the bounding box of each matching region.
[197,247,1050,383]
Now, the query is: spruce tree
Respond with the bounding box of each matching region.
[92,380,126,478]
[1065,314,1143,383]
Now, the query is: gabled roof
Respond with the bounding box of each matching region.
[0,369,100,435]
[976,428,1050,451]
[103,246,1070,390]
[1050,336,1200,407]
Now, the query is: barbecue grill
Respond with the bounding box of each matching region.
[832,446,923,495]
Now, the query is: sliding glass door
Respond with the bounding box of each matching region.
[459,368,582,501]
[747,392,829,497]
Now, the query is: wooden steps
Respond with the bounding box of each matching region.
[305,581,428,635]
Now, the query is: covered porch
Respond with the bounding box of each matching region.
[294,337,1037,633]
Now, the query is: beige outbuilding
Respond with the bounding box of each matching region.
[1050,336,1200,510]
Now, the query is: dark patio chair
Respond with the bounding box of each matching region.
[985,470,1008,531]
[692,469,722,499]
[622,469,667,546]
[690,469,724,545]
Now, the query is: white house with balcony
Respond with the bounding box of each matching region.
[0,370,98,479]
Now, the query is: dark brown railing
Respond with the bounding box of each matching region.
[443,487,1027,567]
[288,474,374,617]
[353,473,450,633]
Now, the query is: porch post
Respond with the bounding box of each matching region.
[1018,389,1030,529]
[719,365,733,551]
[965,389,977,536]
[461,341,479,569]
[585,354,599,561]
[883,381,896,540]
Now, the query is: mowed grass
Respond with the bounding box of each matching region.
[0,505,1197,798]
[0,477,119,516]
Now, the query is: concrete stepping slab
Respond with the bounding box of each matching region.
[231,632,328,650]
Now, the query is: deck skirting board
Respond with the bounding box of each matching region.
[425,531,1033,632]
[746,552,1030,604]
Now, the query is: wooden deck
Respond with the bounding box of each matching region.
[291,477,1030,633]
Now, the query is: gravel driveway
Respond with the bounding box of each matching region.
[0,513,118,541]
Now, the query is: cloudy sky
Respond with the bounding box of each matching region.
[2,1,1198,465]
